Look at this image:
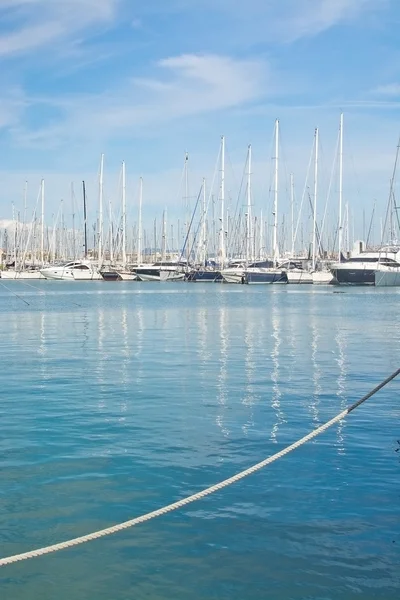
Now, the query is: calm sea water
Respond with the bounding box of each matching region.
[0,282,399,600]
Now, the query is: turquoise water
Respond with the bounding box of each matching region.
[0,282,399,600]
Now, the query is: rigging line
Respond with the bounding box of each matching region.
[12,280,83,308]
[0,280,30,306]
[0,367,399,568]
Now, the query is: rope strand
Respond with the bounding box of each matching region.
[1,367,399,567]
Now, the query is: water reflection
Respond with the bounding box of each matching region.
[335,327,348,454]
[270,298,286,443]
[134,307,144,382]
[216,305,230,437]
[242,318,256,436]
[310,318,321,425]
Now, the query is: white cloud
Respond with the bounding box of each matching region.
[13,54,267,146]
[0,0,120,57]
[372,83,400,96]
[274,0,384,41]
[144,0,387,43]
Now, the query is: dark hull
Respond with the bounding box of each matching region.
[186,270,222,282]
[245,271,288,284]
[332,268,375,285]
[101,271,121,281]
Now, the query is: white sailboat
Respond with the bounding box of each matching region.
[2,180,46,279]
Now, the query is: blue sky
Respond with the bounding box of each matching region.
[0,0,399,243]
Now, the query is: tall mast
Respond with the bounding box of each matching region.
[98,153,104,266]
[338,112,344,261]
[290,173,295,256]
[201,177,207,265]
[219,136,225,266]
[71,182,76,260]
[246,144,252,264]
[40,178,45,266]
[82,180,88,259]
[273,119,279,265]
[122,161,127,267]
[109,200,114,264]
[312,127,319,270]
[184,152,190,263]
[137,177,143,265]
[161,209,166,261]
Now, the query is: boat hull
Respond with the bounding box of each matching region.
[311,271,334,285]
[1,270,45,280]
[221,269,244,284]
[245,270,287,284]
[374,267,400,287]
[136,268,185,282]
[186,270,222,282]
[287,270,313,284]
[118,271,138,281]
[332,267,375,285]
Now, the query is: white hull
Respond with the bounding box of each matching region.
[221,268,244,284]
[40,267,75,280]
[73,271,103,281]
[287,270,313,284]
[374,266,400,287]
[118,271,138,281]
[160,271,185,282]
[1,270,45,280]
[137,270,185,282]
[41,261,102,281]
[312,271,334,285]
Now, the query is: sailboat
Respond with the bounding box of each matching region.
[135,210,185,281]
[244,121,287,284]
[2,180,46,279]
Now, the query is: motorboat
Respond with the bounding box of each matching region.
[135,262,185,282]
[40,261,103,280]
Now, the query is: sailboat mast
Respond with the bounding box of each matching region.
[98,153,104,266]
[290,173,295,256]
[273,119,279,266]
[312,127,319,270]
[82,180,88,259]
[219,136,226,267]
[138,177,143,265]
[338,112,344,261]
[184,153,190,263]
[201,177,207,265]
[161,209,166,261]
[246,144,252,264]
[122,161,127,267]
[40,178,45,266]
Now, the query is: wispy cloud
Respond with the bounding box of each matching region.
[13,54,268,146]
[145,0,388,43]
[0,0,120,57]
[372,83,400,96]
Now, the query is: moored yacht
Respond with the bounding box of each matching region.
[374,264,400,287]
[40,261,103,280]
[135,262,185,282]
[1,268,45,280]
[331,246,400,285]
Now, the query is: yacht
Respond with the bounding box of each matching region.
[277,260,311,284]
[1,268,45,280]
[331,246,400,285]
[245,261,287,284]
[221,260,286,284]
[40,261,103,280]
[135,262,185,282]
[374,264,400,287]
[186,268,222,282]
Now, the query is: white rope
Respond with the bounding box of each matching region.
[1,367,398,567]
